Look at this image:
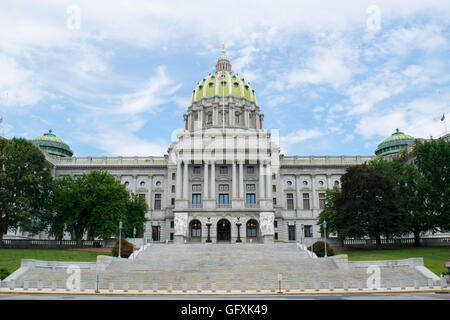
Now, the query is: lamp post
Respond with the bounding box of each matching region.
[118,221,123,258]
[301,224,304,246]
[206,217,212,243]
[323,220,327,258]
[236,217,242,243]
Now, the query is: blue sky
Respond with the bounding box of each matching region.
[0,1,449,157]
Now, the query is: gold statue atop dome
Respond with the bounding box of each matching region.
[222,42,225,54]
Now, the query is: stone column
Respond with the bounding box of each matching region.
[204,161,209,200]
[239,161,244,199]
[259,160,265,200]
[311,175,316,216]
[232,161,237,199]
[176,160,182,200]
[296,175,301,210]
[265,163,272,199]
[327,174,332,190]
[210,160,215,201]
[183,160,189,200]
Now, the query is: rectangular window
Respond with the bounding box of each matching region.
[288,225,296,241]
[192,194,202,208]
[246,193,256,208]
[287,193,294,210]
[193,166,201,175]
[246,184,256,191]
[272,185,276,192]
[220,166,228,175]
[170,233,174,241]
[219,194,229,208]
[319,193,326,209]
[303,193,310,210]
[170,221,174,228]
[304,225,312,238]
[272,173,276,180]
[192,184,202,192]
[154,194,161,210]
[171,185,175,193]
[171,198,175,205]
[247,166,254,174]
[273,197,277,205]
[274,232,278,240]
[219,184,229,192]
[274,220,278,228]
[172,173,176,180]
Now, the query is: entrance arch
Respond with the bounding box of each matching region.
[189,219,202,242]
[246,219,259,240]
[217,219,231,242]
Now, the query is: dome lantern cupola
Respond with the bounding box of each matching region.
[216,43,231,72]
[374,128,414,158]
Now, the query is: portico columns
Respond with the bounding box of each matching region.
[204,161,209,200]
[239,161,244,199]
[210,160,215,201]
[183,160,189,200]
[232,161,237,199]
[259,160,265,199]
[176,160,182,200]
[265,163,272,199]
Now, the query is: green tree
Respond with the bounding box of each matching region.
[370,151,431,246]
[413,138,450,231]
[52,170,147,245]
[317,186,341,239]
[0,137,53,241]
[335,164,408,246]
[122,193,148,238]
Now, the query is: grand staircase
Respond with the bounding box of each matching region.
[8,243,434,291]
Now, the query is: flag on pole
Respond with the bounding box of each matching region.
[441,114,445,121]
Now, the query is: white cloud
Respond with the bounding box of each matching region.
[116,66,181,115]
[0,54,43,106]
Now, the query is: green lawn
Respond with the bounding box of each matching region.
[0,249,112,276]
[336,247,450,276]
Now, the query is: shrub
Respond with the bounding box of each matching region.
[112,238,134,258]
[308,241,335,257]
[0,268,10,280]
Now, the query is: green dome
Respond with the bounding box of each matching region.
[374,128,414,157]
[32,129,73,158]
[190,71,258,106]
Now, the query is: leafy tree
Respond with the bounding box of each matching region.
[122,193,148,238]
[0,138,53,241]
[334,164,408,246]
[51,170,147,245]
[412,138,450,231]
[370,151,431,246]
[317,186,341,238]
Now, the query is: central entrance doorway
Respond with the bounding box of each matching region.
[217,219,231,242]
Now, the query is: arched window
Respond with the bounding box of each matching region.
[246,219,258,238]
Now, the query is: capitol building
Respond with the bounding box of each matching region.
[23,49,393,244]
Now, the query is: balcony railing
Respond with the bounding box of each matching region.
[245,203,257,208]
[191,203,202,209]
[218,203,230,208]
